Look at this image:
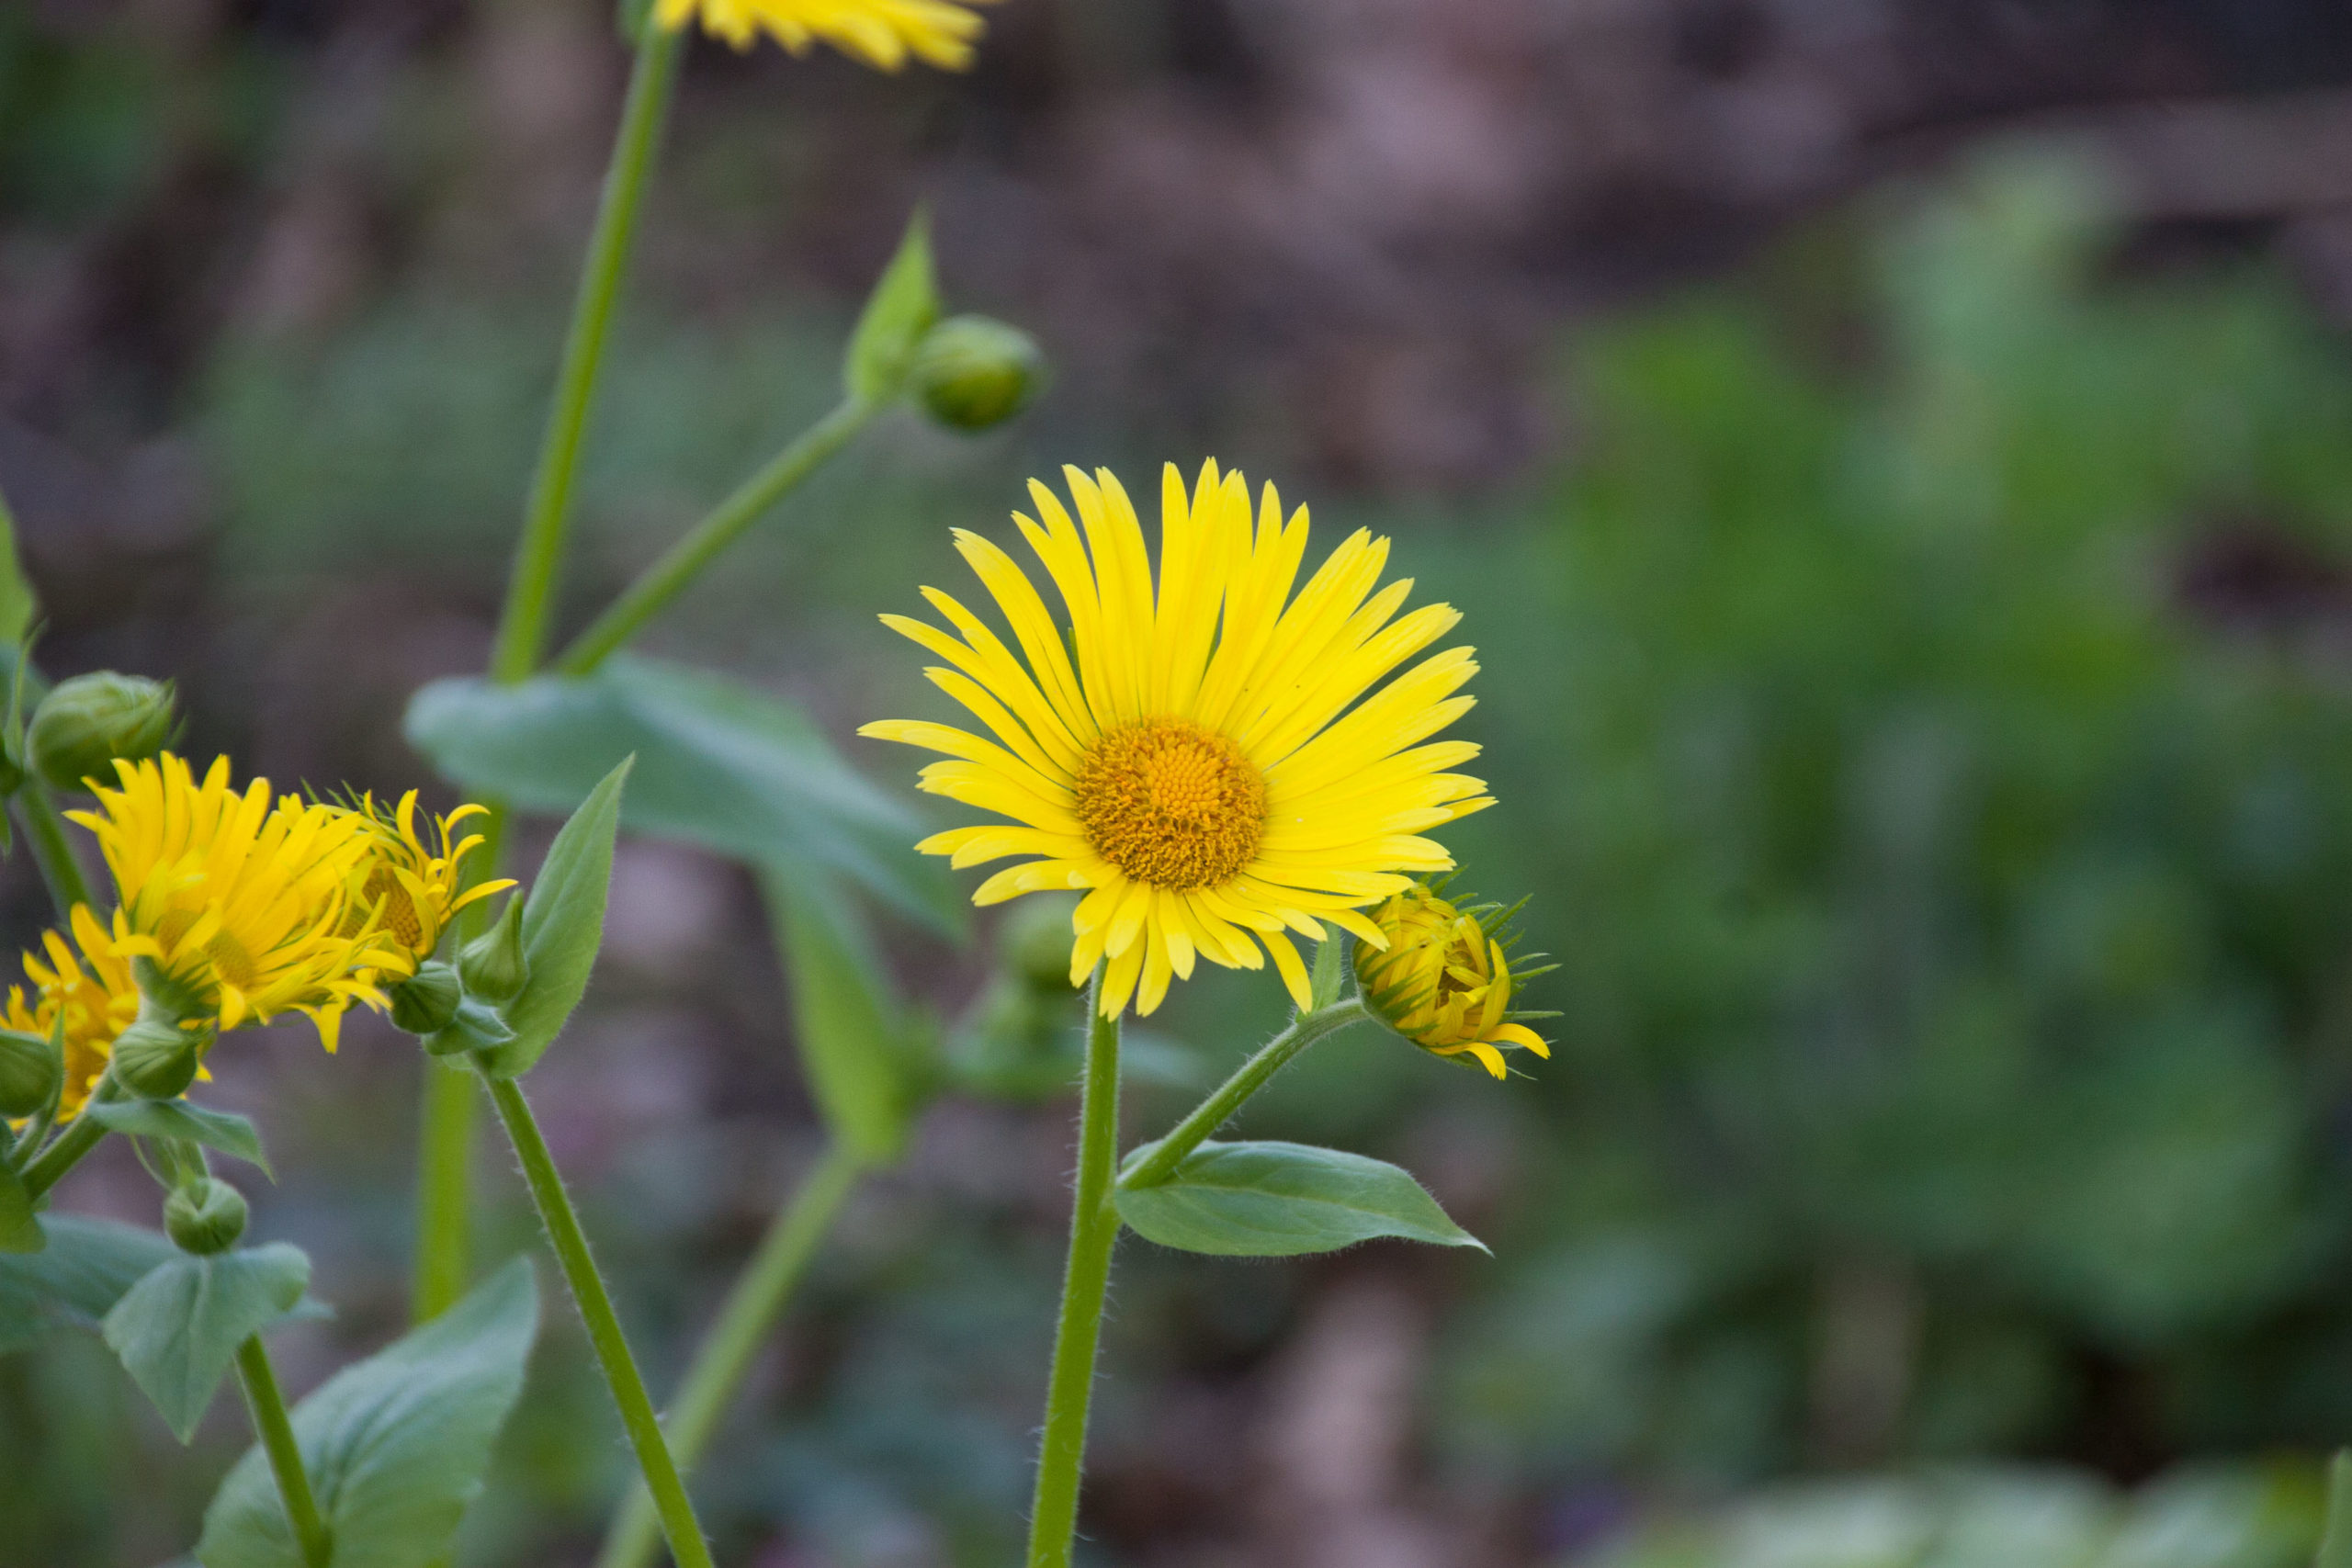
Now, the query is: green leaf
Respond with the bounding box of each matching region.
[405,655,958,934]
[103,1243,311,1442]
[843,209,940,406]
[763,862,915,1161]
[480,758,630,1079]
[1114,1140,1487,1258]
[2319,1452,2352,1568]
[196,1258,539,1568]
[0,1215,177,1351]
[0,484,40,647]
[89,1100,273,1178]
[0,1160,38,1253]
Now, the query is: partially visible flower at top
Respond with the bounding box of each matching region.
[654,0,997,71]
[1354,882,1553,1080]
[338,792,512,976]
[862,460,1493,1019]
[3,905,139,1120]
[70,754,407,1052]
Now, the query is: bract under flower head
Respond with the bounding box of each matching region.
[862,460,1494,1019]
[3,905,139,1120]
[653,0,996,71]
[338,791,512,975]
[70,753,405,1052]
[1354,883,1552,1079]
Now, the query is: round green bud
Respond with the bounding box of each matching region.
[28,672,177,795]
[1001,893,1080,994]
[164,1179,248,1256]
[390,962,463,1036]
[458,895,528,1003]
[112,1015,209,1101]
[910,316,1046,433]
[0,1025,60,1119]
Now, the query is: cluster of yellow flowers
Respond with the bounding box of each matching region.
[5,754,507,1118]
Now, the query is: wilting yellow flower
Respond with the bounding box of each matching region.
[862,460,1493,1018]
[3,906,140,1120]
[654,0,996,71]
[70,754,405,1052]
[1354,883,1551,1079]
[339,792,512,975]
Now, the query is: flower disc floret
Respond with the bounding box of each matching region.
[654,0,997,70]
[4,905,139,1120]
[70,754,406,1052]
[1355,883,1551,1079]
[862,460,1495,1018]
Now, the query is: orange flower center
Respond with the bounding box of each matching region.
[1073,717,1266,889]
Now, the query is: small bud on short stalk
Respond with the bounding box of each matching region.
[458,895,528,1002]
[910,316,1046,433]
[0,1025,59,1118]
[28,671,177,795]
[390,962,463,1036]
[112,1016,210,1101]
[164,1178,248,1255]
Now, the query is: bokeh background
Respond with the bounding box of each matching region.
[14,1,2352,1564]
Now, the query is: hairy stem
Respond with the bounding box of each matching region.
[235,1335,333,1568]
[1024,981,1122,1568]
[19,1067,122,1198]
[595,1142,865,1568]
[1118,998,1370,1190]
[488,1074,716,1568]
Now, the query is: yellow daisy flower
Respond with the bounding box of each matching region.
[4,905,141,1120]
[653,0,997,71]
[1354,883,1552,1079]
[861,460,1494,1019]
[70,754,405,1052]
[339,791,513,975]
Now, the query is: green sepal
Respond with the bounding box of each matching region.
[196,1258,539,1568]
[103,1243,311,1442]
[1114,1139,1487,1258]
[843,209,941,407]
[423,995,519,1059]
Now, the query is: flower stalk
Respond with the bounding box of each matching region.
[16,779,95,921]
[1025,975,1122,1568]
[487,1074,717,1568]
[235,1335,333,1568]
[1118,996,1370,1190]
[596,1141,867,1568]
[17,1065,122,1198]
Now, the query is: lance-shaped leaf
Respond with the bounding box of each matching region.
[479,758,630,1079]
[763,861,916,1162]
[0,481,38,648]
[103,1243,312,1442]
[405,656,957,935]
[1114,1140,1487,1258]
[197,1258,538,1568]
[0,1215,177,1350]
[90,1100,273,1179]
[843,209,940,406]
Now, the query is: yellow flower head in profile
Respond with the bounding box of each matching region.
[4,906,140,1120]
[654,0,997,71]
[1354,882,1553,1079]
[862,460,1494,1019]
[338,792,512,975]
[70,754,406,1052]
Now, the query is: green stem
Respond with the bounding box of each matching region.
[553,398,876,676]
[595,1143,865,1568]
[1024,978,1122,1568]
[1118,997,1369,1190]
[17,781,95,920]
[20,1066,122,1198]
[487,1074,717,1568]
[491,21,684,684]
[410,1060,480,1321]
[234,1335,333,1568]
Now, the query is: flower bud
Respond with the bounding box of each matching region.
[458,895,528,1002]
[164,1178,248,1256]
[1353,884,1553,1081]
[0,1025,60,1119]
[910,316,1046,433]
[390,962,463,1036]
[111,1015,210,1101]
[1001,894,1080,995]
[28,672,177,794]
[424,995,518,1059]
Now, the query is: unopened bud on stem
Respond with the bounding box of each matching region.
[910,316,1046,432]
[390,962,462,1036]
[164,1178,248,1255]
[27,672,177,794]
[458,895,528,1002]
[0,1025,60,1118]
